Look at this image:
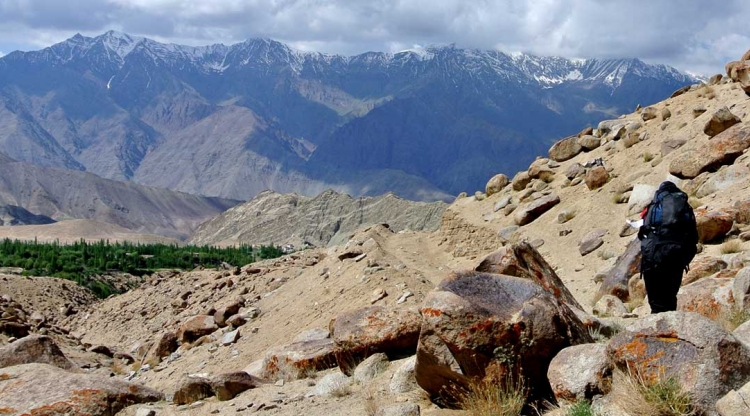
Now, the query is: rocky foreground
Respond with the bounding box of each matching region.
[4,53,750,416]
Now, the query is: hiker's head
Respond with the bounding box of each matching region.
[658,180,679,192]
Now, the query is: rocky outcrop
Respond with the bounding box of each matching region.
[0,335,76,370]
[578,135,601,151]
[514,194,560,226]
[173,377,214,405]
[607,312,750,413]
[189,190,447,248]
[0,363,162,415]
[677,277,735,319]
[669,123,750,179]
[210,372,260,401]
[331,306,421,375]
[415,271,590,405]
[683,257,728,285]
[705,107,742,137]
[547,344,612,403]
[512,171,532,191]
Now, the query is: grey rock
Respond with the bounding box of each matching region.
[628,184,657,215]
[717,381,750,416]
[661,139,687,157]
[514,194,561,226]
[293,328,330,343]
[548,343,612,403]
[390,356,418,393]
[696,164,750,198]
[221,329,240,346]
[306,372,352,397]
[734,321,750,350]
[593,295,628,318]
[497,225,520,244]
[493,196,512,212]
[353,352,390,385]
[579,229,606,256]
[0,335,75,370]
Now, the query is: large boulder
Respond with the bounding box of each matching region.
[178,315,218,343]
[549,136,583,162]
[585,166,609,190]
[705,107,742,137]
[173,377,213,405]
[214,299,243,328]
[640,106,659,121]
[607,312,750,413]
[627,184,657,215]
[696,208,735,243]
[331,306,420,376]
[0,335,75,370]
[578,135,601,151]
[547,344,612,404]
[0,363,162,414]
[734,200,750,224]
[485,174,509,197]
[261,338,336,380]
[514,194,560,226]
[596,238,641,302]
[390,356,418,393]
[677,277,735,320]
[670,123,750,179]
[474,241,584,311]
[735,61,750,94]
[415,271,590,405]
[564,163,585,180]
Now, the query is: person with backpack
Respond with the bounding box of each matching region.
[637,181,699,313]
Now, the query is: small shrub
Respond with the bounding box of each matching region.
[611,368,696,416]
[720,239,744,254]
[329,378,353,398]
[627,296,645,313]
[643,151,654,162]
[587,326,608,344]
[363,387,378,416]
[611,192,628,204]
[597,249,618,261]
[459,375,526,416]
[566,401,597,416]
[560,209,577,223]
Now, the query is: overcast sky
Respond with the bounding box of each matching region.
[0,0,748,75]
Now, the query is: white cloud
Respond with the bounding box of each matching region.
[0,0,748,75]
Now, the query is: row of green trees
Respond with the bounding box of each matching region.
[0,238,284,298]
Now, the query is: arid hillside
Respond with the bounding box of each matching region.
[3,58,750,416]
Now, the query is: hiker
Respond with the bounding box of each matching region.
[637,181,699,313]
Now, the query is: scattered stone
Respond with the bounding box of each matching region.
[578,135,601,151]
[678,277,735,319]
[214,300,244,328]
[596,238,641,302]
[579,229,606,256]
[640,106,659,121]
[716,380,750,416]
[661,139,687,157]
[683,257,728,285]
[0,335,75,370]
[210,372,260,401]
[396,292,413,304]
[493,196,512,212]
[695,208,736,243]
[585,166,609,190]
[607,312,750,413]
[374,403,420,416]
[512,171,532,191]
[628,274,646,301]
[619,222,638,237]
[135,409,156,416]
[353,352,389,385]
[514,194,561,226]
[174,377,213,405]
[661,107,672,121]
[306,372,352,397]
[0,363,162,414]
[564,163,585,180]
[497,225,521,244]
[415,270,590,405]
[332,306,421,375]
[143,332,178,366]
[547,344,612,404]
[705,107,742,137]
[485,174,510,197]
[549,136,583,162]
[593,295,629,318]
[261,338,336,380]
[179,315,219,343]
[557,209,575,224]
[693,105,707,118]
[221,329,241,346]
[370,288,388,304]
[732,267,750,312]
[227,314,247,328]
[390,356,418,393]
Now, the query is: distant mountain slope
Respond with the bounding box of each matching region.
[189,189,447,247]
[0,154,237,239]
[0,31,696,199]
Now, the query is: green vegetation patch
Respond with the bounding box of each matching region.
[0,239,284,298]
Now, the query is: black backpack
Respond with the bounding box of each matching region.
[638,182,698,271]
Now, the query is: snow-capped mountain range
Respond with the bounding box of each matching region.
[0,31,697,200]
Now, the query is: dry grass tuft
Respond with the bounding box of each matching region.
[611,368,696,416]
[565,401,597,416]
[643,151,654,162]
[611,192,628,204]
[458,374,526,416]
[720,239,744,254]
[717,306,750,332]
[597,249,618,260]
[362,387,378,416]
[110,358,132,375]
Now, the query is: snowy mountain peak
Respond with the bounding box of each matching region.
[97,30,144,59]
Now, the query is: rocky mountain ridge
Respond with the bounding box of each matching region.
[0,31,696,200]
[189,189,447,248]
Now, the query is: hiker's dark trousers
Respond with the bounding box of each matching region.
[643,264,684,313]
